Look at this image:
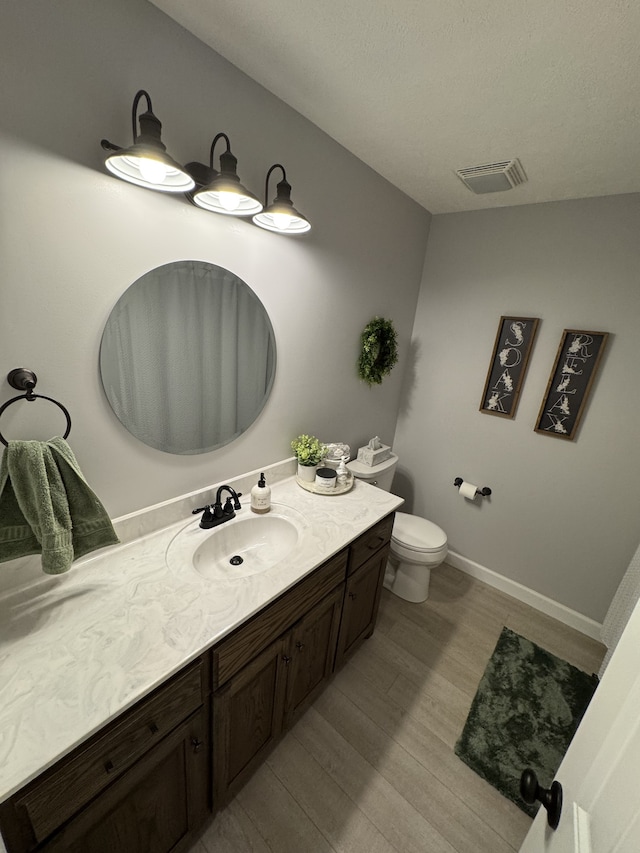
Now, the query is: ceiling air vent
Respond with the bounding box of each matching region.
[456,159,527,194]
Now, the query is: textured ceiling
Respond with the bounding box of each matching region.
[149,0,640,214]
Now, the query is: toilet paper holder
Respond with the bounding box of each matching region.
[454,478,492,498]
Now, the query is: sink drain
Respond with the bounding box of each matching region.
[229,555,244,566]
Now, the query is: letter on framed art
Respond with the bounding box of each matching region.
[480,316,540,419]
[534,329,609,440]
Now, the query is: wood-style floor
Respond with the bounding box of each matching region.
[189,562,606,853]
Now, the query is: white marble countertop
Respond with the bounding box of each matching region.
[0,459,402,804]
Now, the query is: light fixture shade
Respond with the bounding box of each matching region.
[191,135,262,216]
[252,164,311,234]
[102,90,194,193]
[193,180,263,215]
[105,147,195,192]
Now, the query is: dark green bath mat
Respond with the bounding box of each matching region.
[454,626,598,816]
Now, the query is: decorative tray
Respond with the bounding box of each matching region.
[295,473,354,495]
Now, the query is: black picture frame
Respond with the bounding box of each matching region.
[480,316,540,418]
[534,329,609,440]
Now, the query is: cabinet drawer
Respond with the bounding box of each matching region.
[213,549,348,687]
[11,658,206,846]
[348,514,394,575]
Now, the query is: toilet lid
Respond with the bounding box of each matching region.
[392,512,447,553]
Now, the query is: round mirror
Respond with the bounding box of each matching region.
[99,261,276,454]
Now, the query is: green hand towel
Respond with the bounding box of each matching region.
[0,440,69,572]
[0,438,119,574]
[47,437,120,561]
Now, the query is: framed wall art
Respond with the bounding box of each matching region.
[480,316,540,418]
[534,329,609,440]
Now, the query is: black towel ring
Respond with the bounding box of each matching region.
[0,368,72,447]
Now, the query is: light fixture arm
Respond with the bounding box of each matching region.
[263,163,289,204]
[100,90,164,154]
[209,132,231,168]
[131,90,153,140]
[209,132,240,179]
[131,89,165,151]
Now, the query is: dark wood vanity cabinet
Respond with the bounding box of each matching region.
[0,512,395,851]
[213,635,290,807]
[284,584,344,726]
[211,552,347,807]
[334,546,389,668]
[211,513,394,809]
[334,512,393,668]
[0,657,211,853]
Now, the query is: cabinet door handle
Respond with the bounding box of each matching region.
[282,655,292,664]
[296,641,305,651]
[349,592,357,600]
[148,721,159,734]
[104,759,115,774]
[368,535,384,549]
[191,737,204,753]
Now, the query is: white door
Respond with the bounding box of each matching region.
[519,595,640,852]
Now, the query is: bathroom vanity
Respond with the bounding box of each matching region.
[0,464,401,852]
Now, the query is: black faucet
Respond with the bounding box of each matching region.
[216,485,242,511]
[192,486,242,529]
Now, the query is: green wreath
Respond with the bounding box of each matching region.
[357,317,398,386]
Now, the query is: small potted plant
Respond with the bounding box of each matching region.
[291,434,327,482]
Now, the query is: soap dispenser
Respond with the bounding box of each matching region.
[336,456,349,487]
[251,473,271,514]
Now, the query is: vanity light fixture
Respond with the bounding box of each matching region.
[101,90,195,193]
[187,133,263,216]
[252,164,311,234]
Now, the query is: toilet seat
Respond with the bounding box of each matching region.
[392,512,447,554]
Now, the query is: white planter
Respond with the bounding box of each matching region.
[297,463,318,482]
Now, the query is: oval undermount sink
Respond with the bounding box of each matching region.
[166,503,308,580]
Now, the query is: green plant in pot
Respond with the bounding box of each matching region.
[291,434,327,482]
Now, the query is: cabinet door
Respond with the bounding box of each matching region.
[213,635,289,808]
[284,585,344,728]
[40,708,209,853]
[335,543,389,668]
[3,660,206,851]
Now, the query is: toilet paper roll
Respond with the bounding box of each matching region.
[459,480,479,500]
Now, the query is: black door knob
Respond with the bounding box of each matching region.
[520,768,563,830]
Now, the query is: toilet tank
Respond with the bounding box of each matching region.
[347,452,398,492]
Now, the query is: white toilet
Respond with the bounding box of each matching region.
[347,453,448,602]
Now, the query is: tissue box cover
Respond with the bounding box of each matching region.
[357,444,391,466]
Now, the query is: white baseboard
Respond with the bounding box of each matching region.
[446,550,603,642]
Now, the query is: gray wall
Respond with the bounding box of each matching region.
[394,194,640,622]
[0,0,429,517]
